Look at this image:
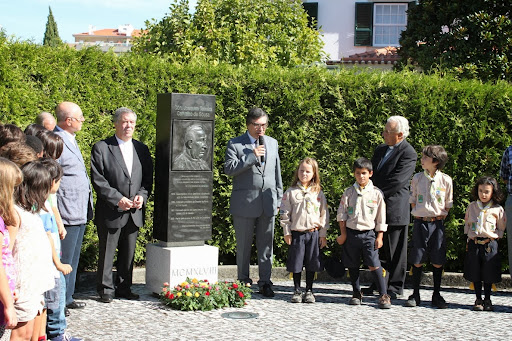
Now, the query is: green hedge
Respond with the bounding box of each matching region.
[1,40,512,272]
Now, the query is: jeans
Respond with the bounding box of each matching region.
[505,195,512,278]
[60,224,85,305]
[46,273,67,339]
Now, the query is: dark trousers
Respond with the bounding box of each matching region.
[233,215,274,287]
[60,223,86,305]
[381,224,408,295]
[96,217,139,295]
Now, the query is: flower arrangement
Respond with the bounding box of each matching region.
[160,278,252,311]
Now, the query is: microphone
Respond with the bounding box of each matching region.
[258,136,265,163]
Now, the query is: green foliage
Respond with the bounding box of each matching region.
[43,7,63,47]
[1,40,512,272]
[397,0,512,82]
[132,0,324,67]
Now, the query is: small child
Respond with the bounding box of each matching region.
[463,176,505,311]
[336,157,390,309]
[0,157,22,339]
[406,145,453,309]
[11,161,55,340]
[280,158,329,303]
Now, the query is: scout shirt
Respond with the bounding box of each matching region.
[410,170,453,218]
[280,183,329,238]
[336,180,387,232]
[464,200,506,240]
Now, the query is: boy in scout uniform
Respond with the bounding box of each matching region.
[406,145,453,308]
[336,157,390,309]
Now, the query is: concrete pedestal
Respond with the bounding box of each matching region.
[145,243,219,293]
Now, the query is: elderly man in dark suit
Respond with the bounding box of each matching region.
[224,107,283,297]
[91,107,153,303]
[368,115,417,298]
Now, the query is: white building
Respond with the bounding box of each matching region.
[303,0,415,67]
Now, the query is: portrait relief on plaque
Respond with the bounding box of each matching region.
[172,120,213,171]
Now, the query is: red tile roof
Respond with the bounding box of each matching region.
[327,46,401,65]
[73,28,143,37]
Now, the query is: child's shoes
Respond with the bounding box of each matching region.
[303,290,315,303]
[378,294,392,309]
[349,291,362,305]
[290,290,303,303]
[473,299,484,311]
[431,293,447,309]
[483,298,493,311]
[405,293,421,307]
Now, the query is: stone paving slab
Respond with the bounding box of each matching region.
[67,280,512,341]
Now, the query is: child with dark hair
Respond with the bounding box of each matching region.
[24,124,46,137]
[11,161,54,340]
[36,131,64,160]
[337,157,390,309]
[0,124,26,147]
[406,145,453,309]
[464,176,505,311]
[25,135,44,158]
[280,157,329,303]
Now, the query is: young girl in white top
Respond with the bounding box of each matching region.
[280,158,329,304]
[11,161,54,340]
[463,176,506,312]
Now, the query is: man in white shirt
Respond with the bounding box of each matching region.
[90,107,153,303]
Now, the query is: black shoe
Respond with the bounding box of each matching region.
[389,291,404,299]
[64,308,70,317]
[66,301,86,309]
[405,293,421,307]
[432,294,447,309]
[98,293,114,303]
[115,291,139,300]
[258,284,275,298]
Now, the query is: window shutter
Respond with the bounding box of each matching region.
[354,2,373,46]
[302,2,319,29]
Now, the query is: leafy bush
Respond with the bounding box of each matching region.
[1,40,512,272]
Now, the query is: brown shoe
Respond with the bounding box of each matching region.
[378,294,391,309]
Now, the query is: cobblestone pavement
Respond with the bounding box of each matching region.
[67,280,512,341]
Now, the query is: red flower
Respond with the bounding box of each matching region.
[237,291,244,298]
[205,291,210,296]
[232,283,239,289]
[169,293,175,299]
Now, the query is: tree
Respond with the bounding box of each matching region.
[397,0,512,82]
[43,6,63,47]
[132,0,324,67]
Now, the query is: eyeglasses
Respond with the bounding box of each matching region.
[382,129,398,135]
[251,122,268,129]
[67,116,84,122]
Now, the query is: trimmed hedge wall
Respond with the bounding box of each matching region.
[1,41,512,272]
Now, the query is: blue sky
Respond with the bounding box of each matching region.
[0,0,198,43]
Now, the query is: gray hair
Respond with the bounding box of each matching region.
[387,115,410,138]
[184,124,205,142]
[35,112,54,125]
[113,107,137,122]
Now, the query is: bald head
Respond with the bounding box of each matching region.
[56,102,84,134]
[36,112,56,131]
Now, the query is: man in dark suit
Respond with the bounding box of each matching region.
[91,107,153,303]
[224,107,283,297]
[369,115,417,298]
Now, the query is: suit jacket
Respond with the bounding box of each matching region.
[224,133,283,218]
[90,135,153,229]
[371,139,417,226]
[54,127,94,225]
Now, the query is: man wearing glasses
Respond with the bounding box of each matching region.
[366,116,416,299]
[54,101,94,315]
[224,107,283,297]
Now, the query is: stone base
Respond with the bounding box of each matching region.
[145,243,219,294]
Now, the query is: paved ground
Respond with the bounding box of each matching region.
[66,268,512,341]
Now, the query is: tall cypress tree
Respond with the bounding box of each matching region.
[43,6,63,47]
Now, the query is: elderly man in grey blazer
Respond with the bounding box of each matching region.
[224,107,283,297]
[54,101,94,313]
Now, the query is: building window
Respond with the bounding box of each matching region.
[302,2,319,30]
[355,2,414,47]
[373,3,407,46]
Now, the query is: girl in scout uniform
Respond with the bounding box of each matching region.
[464,176,505,311]
[407,145,453,309]
[280,158,329,304]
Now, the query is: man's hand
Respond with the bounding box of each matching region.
[284,235,292,245]
[118,197,133,211]
[133,195,144,209]
[375,237,383,249]
[253,145,265,158]
[319,237,327,249]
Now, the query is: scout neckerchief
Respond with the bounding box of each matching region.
[353,180,372,217]
[424,170,439,203]
[297,182,315,214]
[475,200,493,235]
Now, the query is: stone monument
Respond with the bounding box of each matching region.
[146,93,218,293]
